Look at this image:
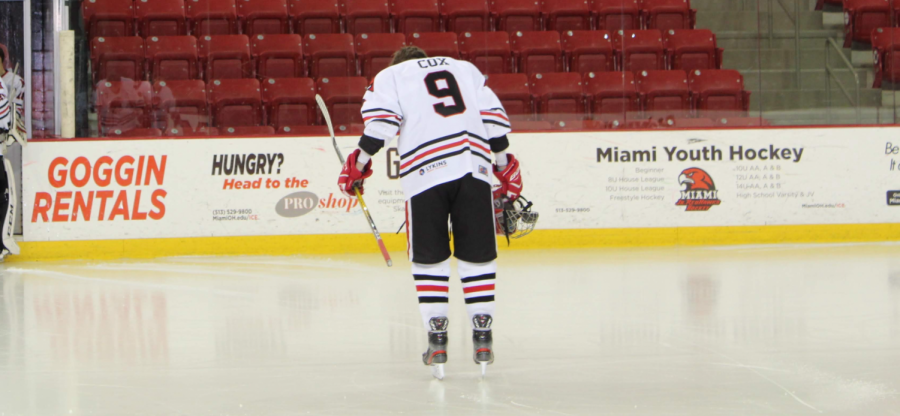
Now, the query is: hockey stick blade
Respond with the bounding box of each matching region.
[316,94,393,267]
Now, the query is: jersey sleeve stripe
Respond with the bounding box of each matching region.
[483,119,511,129]
[363,114,401,122]
[362,108,401,116]
[480,111,509,122]
[367,119,400,127]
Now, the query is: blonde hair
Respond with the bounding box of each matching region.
[391,46,428,66]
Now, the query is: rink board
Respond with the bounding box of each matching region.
[14,126,900,261]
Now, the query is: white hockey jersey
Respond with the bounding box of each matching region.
[360,57,511,198]
[2,71,26,139]
[0,76,11,136]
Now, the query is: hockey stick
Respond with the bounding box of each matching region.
[315,94,393,267]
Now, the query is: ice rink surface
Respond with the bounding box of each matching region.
[2,244,900,416]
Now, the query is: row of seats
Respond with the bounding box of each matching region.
[107,115,770,138]
[83,0,696,39]
[96,77,363,136]
[488,70,749,121]
[91,29,722,83]
[95,69,749,137]
[829,0,900,47]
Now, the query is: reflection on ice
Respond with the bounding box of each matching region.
[1,245,899,415]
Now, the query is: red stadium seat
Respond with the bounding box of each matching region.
[198,35,254,81]
[584,71,639,117]
[251,34,305,78]
[356,33,407,79]
[688,69,749,116]
[82,0,135,39]
[304,34,357,78]
[615,30,665,72]
[872,27,900,87]
[96,80,152,136]
[289,0,341,35]
[640,0,695,31]
[635,69,689,117]
[237,0,290,35]
[530,72,585,120]
[542,0,591,33]
[591,0,640,31]
[511,31,563,75]
[317,77,369,128]
[459,31,513,74]
[186,0,239,36]
[277,125,331,135]
[90,37,145,84]
[392,0,442,34]
[164,126,219,136]
[208,78,263,127]
[443,0,492,33]
[135,0,187,37]
[408,32,461,59]
[663,29,721,71]
[491,0,542,33]
[872,27,900,88]
[151,80,209,130]
[843,0,891,47]
[220,125,277,135]
[108,128,164,138]
[261,77,318,128]
[146,36,199,81]
[485,73,533,119]
[561,30,614,74]
[343,0,392,34]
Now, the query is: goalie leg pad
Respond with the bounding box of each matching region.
[0,156,19,255]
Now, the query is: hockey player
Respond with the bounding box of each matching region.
[336,46,523,378]
[0,52,22,260]
[0,53,27,141]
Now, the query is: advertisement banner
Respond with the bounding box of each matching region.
[21,128,900,242]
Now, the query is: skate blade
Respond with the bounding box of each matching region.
[480,362,487,378]
[431,364,445,380]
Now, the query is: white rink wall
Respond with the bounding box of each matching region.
[20,127,900,243]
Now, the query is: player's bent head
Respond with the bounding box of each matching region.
[391,46,428,66]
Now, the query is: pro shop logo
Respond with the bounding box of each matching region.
[676,168,721,211]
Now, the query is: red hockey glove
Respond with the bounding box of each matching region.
[338,149,374,197]
[493,154,522,201]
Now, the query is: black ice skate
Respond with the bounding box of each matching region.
[422,317,448,380]
[472,314,494,377]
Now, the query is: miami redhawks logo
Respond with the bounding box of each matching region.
[676,168,721,211]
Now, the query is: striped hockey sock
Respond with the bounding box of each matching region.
[412,259,451,331]
[458,259,496,329]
